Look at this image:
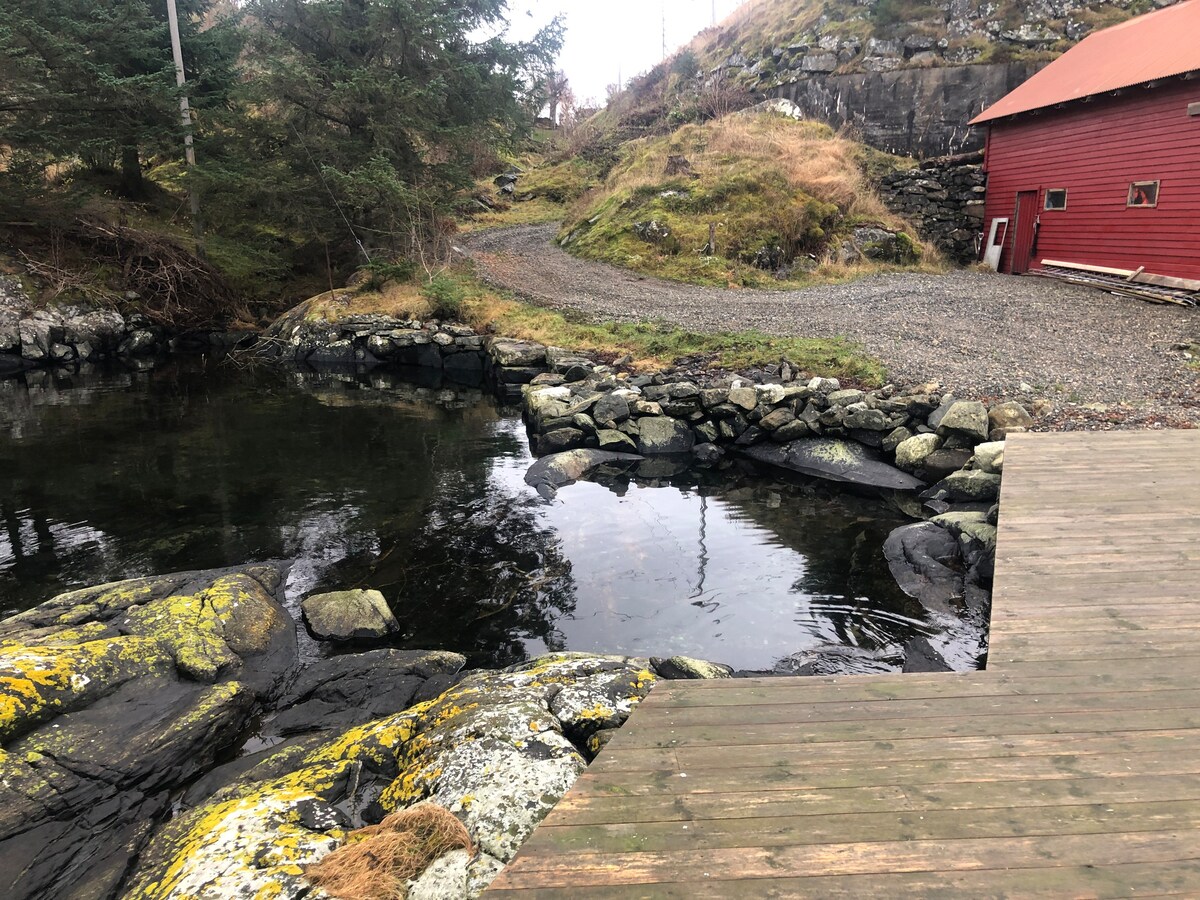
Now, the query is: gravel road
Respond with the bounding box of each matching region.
[464,224,1199,427]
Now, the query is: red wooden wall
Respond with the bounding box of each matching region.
[980,77,1200,280]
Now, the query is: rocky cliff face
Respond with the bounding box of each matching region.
[697,0,1180,156]
[766,61,1040,156]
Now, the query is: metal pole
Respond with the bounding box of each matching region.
[166,0,204,253]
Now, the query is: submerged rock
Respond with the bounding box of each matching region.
[883,521,964,615]
[301,588,399,641]
[124,654,657,899]
[524,448,643,498]
[742,438,925,490]
[774,643,904,676]
[0,564,295,900]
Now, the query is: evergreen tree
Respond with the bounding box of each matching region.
[243,0,563,258]
[0,0,240,197]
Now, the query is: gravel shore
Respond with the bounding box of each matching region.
[463,224,1199,428]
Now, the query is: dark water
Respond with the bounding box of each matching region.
[0,359,968,671]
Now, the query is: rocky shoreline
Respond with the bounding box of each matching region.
[0,275,255,375]
[240,305,1012,673]
[0,563,739,899]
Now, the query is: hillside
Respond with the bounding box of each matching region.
[597,0,1179,156]
[555,110,929,287]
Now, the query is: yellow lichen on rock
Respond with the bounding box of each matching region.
[124,762,359,900]
[0,636,172,741]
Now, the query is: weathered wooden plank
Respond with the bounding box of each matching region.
[490,860,1200,897]
[588,730,1200,774]
[516,800,1200,855]
[572,750,1200,797]
[619,690,1200,731]
[491,829,1200,886]
[606,706,1200,749]
[647,665,1200,707]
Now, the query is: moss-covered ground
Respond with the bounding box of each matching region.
[555,113,936,289]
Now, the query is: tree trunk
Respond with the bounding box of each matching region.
[119,143,145,199]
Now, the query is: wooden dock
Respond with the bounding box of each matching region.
[490,430,1200,897]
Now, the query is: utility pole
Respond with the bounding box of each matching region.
[166,0,204,255]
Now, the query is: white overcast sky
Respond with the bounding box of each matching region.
[500,1,749,104]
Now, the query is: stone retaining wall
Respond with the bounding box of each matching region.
[878,153,987,264]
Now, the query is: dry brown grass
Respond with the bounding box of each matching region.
[304,804,473,900]
[306,282,434,322]
[569,115,897,227]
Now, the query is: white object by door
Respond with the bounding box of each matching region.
[983,218,1008,272]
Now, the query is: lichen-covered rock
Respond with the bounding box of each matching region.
[0,565,295,900]
[743,438,924,490]
[301,589,399,642]
[125,654,657,899]
[652,655,734,679]
[894,433,943,471]
[408,848,505,899]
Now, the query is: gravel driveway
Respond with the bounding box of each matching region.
[463,224,1199,428]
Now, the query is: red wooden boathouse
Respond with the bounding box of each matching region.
[970,0,1200,283]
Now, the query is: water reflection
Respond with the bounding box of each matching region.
[0,360,972,670]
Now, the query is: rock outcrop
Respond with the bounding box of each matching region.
[0,564,295,900]
[124,654,658,899]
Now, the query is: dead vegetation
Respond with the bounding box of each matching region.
[304,804,473,900]
[558,111,932,287]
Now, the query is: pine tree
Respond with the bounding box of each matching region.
[243,0,563,258]
[0,0,240,197]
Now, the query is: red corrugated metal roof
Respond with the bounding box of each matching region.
[970,0,1200,124]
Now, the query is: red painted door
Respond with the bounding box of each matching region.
[1009,190,1039,275]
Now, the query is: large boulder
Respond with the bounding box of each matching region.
[935,400,989,443]
[301,589,400,641]
[124,654,657,899]
[742,438,924,490]
[266,649,465,738]
[0,565,296,900]
[988,400,1034,439]
[971,440,1005,474]
[636,416,695,455]
[925,469,1002,502]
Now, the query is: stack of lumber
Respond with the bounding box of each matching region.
[1031,259,1198,306]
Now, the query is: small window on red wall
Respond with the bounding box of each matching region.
[1128,181,1159,207]
[1044,189,1067,210]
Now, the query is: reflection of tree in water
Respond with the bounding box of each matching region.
[325,481,577,669]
